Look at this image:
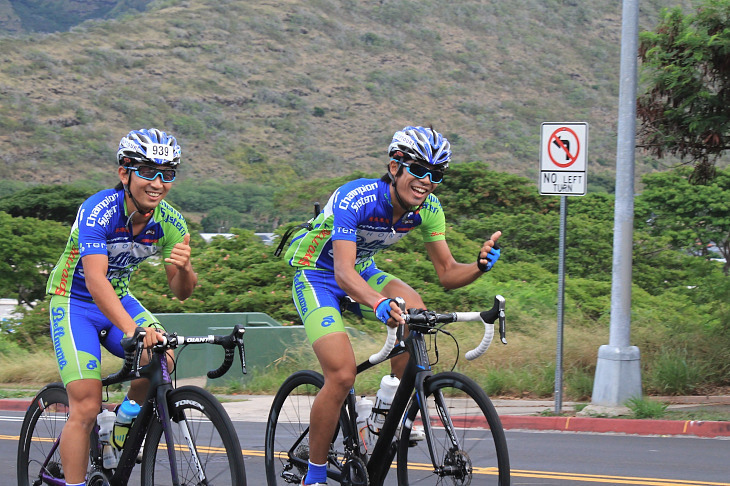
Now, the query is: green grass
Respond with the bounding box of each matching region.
[644,348,706,396]
[663,409,730,422]
[626,396,669,419]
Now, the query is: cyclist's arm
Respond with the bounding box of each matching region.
[425,230,502,289]
[332,239,404,325]
[164,233,197,300]
[82,254,160,348]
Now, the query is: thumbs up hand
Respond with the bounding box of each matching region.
[166,233,192,269]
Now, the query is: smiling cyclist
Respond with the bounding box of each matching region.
[46,128,198,486]
[283,125,502,486]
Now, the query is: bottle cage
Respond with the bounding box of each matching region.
[273,202,320,257]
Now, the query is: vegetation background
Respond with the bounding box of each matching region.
[0,0,728,404]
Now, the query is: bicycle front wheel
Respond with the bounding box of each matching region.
[265,370,352,486]
[140,385,246,486]
[17,383,70,486]
[396,372,510,485]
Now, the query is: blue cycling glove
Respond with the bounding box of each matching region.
[374,298,394,324]
[477,243,501,272]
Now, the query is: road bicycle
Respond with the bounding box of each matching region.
[265,295,510,485]
[17,325,248,486]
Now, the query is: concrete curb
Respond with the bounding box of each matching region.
[1,399,33,412]
[500,415,730,438]
[4,397,730,438]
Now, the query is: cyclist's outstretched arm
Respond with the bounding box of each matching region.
[332,239,404,325]
[424,230,502,289]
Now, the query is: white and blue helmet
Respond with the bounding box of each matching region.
[388,126,451,167]
[117,128,181,167]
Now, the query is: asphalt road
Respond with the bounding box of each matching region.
[5,410,729,485]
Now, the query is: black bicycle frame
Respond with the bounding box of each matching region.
[37,349,177,486]
[342,328,433,486]
[108,348,179,486]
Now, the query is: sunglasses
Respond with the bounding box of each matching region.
[401,161,445,184]
[126,166,176,183]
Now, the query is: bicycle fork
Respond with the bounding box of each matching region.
[155,381,207,485]
[177,413,206,483]
[410,378,465,476]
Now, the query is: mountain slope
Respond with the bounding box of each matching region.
[0,0,694,190]
[0,0,152,33]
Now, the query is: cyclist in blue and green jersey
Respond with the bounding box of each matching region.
[284,126,502,486]
[46,128,198,486]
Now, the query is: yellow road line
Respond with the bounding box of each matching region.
[511,468,730,485]
[13,435,729,486]
[262,448,730,486]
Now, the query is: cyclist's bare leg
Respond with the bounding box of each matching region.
[61,378,102,484]
[381,279,425,378]
[309,331,357,464]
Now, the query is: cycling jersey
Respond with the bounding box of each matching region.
[46,188,188,301]
[285,178,446,272]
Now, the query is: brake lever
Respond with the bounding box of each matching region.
[394,297,406,344]
[234,325,247,374]
[496,295,507,344]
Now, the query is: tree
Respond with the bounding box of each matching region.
[0,179,28,199]
[437,161,557,220]
[0,184,96,222]
[640,167,730,274]
[200,206,242,233]
[637,1,730,182]
[0,212,69,307]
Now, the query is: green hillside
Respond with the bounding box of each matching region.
[0,0,694,194]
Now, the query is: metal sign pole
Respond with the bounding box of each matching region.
[555,195,567,414]
[538,121,588,414]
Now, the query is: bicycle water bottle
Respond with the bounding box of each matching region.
[97,409,118,468]
[113,399,141,449]
[355,396,374,454]
[369,374,399,433]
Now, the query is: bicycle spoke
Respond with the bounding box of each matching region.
[265,370,353,485]
[141,386,246,486]
[17,384,80,486]
[397,372,510,485]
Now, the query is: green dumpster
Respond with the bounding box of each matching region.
[153,312,309,386]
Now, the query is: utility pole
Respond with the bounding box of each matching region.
[591,0,642,406]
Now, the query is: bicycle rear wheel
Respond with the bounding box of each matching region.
[17,383,71,486]
[264,370,353,485]
[396,372,510,485]
[140,385,246,486]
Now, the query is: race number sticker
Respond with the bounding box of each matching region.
[147,143,174,161]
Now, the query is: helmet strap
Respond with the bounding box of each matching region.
[124,171,154,224]
[386,158,400,184]
[390,162,424,214]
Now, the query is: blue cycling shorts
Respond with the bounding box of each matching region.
[291,265,395,344]
[49,294,165,385]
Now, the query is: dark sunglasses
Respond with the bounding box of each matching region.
[126,166,176,183]
[400,161,445,183]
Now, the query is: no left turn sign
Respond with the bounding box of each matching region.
[539,122,588,196]
[548,126,580,168]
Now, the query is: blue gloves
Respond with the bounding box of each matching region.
[374,298,394,324]
[477,243,501,272]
